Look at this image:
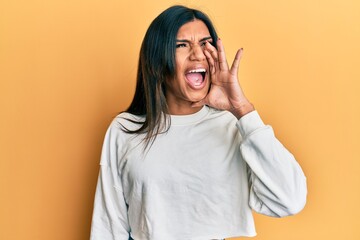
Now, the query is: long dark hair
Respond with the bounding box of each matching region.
[122,5,218,148]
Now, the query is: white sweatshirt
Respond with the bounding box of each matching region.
[90,106,307,240]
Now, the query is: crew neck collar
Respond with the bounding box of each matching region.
[170,105,210,126]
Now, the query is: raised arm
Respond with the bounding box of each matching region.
[195,38,307,217]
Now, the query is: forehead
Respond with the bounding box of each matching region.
[176,19,210,39]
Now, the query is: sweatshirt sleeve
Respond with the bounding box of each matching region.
[236,111,307,217]
[90,123,131,240]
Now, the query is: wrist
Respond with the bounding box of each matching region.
[230,102,255,119]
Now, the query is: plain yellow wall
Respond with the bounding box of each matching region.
[1,0,359,239]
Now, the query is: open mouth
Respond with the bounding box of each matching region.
[185,68,207,88]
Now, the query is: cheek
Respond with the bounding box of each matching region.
[175,52,187,72]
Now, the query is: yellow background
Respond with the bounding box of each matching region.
[1,0,359,239]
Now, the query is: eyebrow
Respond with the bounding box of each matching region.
[176,36,213,42]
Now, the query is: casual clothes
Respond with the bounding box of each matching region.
[90,106,307,240]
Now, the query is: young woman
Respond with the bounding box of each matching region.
[90,5,307,240]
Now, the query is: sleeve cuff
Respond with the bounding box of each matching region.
[236,110,266,137]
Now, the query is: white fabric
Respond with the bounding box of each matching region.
[90,106,307,240]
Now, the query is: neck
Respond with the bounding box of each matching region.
[167,102,203,115]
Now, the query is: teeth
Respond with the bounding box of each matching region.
[188,68,206,73]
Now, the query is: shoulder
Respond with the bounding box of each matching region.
[101,112,145,145]
[99,113,144,166]
[101,112,145,152]
[109,112,145,132]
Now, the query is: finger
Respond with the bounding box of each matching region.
[230,48,243,76]
[204,49,216,75]
[217,39,229,71]
[205,41,219,64]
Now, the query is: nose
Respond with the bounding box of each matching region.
[189,45,206,61]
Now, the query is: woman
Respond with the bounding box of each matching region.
[90,5,307,240]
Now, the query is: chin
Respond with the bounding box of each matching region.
[188,92,207,103]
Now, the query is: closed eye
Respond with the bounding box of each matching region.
[201,40,213,47]
[176,43,187,48]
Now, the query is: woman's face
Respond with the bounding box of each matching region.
[165,19,212,113]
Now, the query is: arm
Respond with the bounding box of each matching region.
[194,39,307,217]
[237,111,307,217]
[90,124,130,240]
